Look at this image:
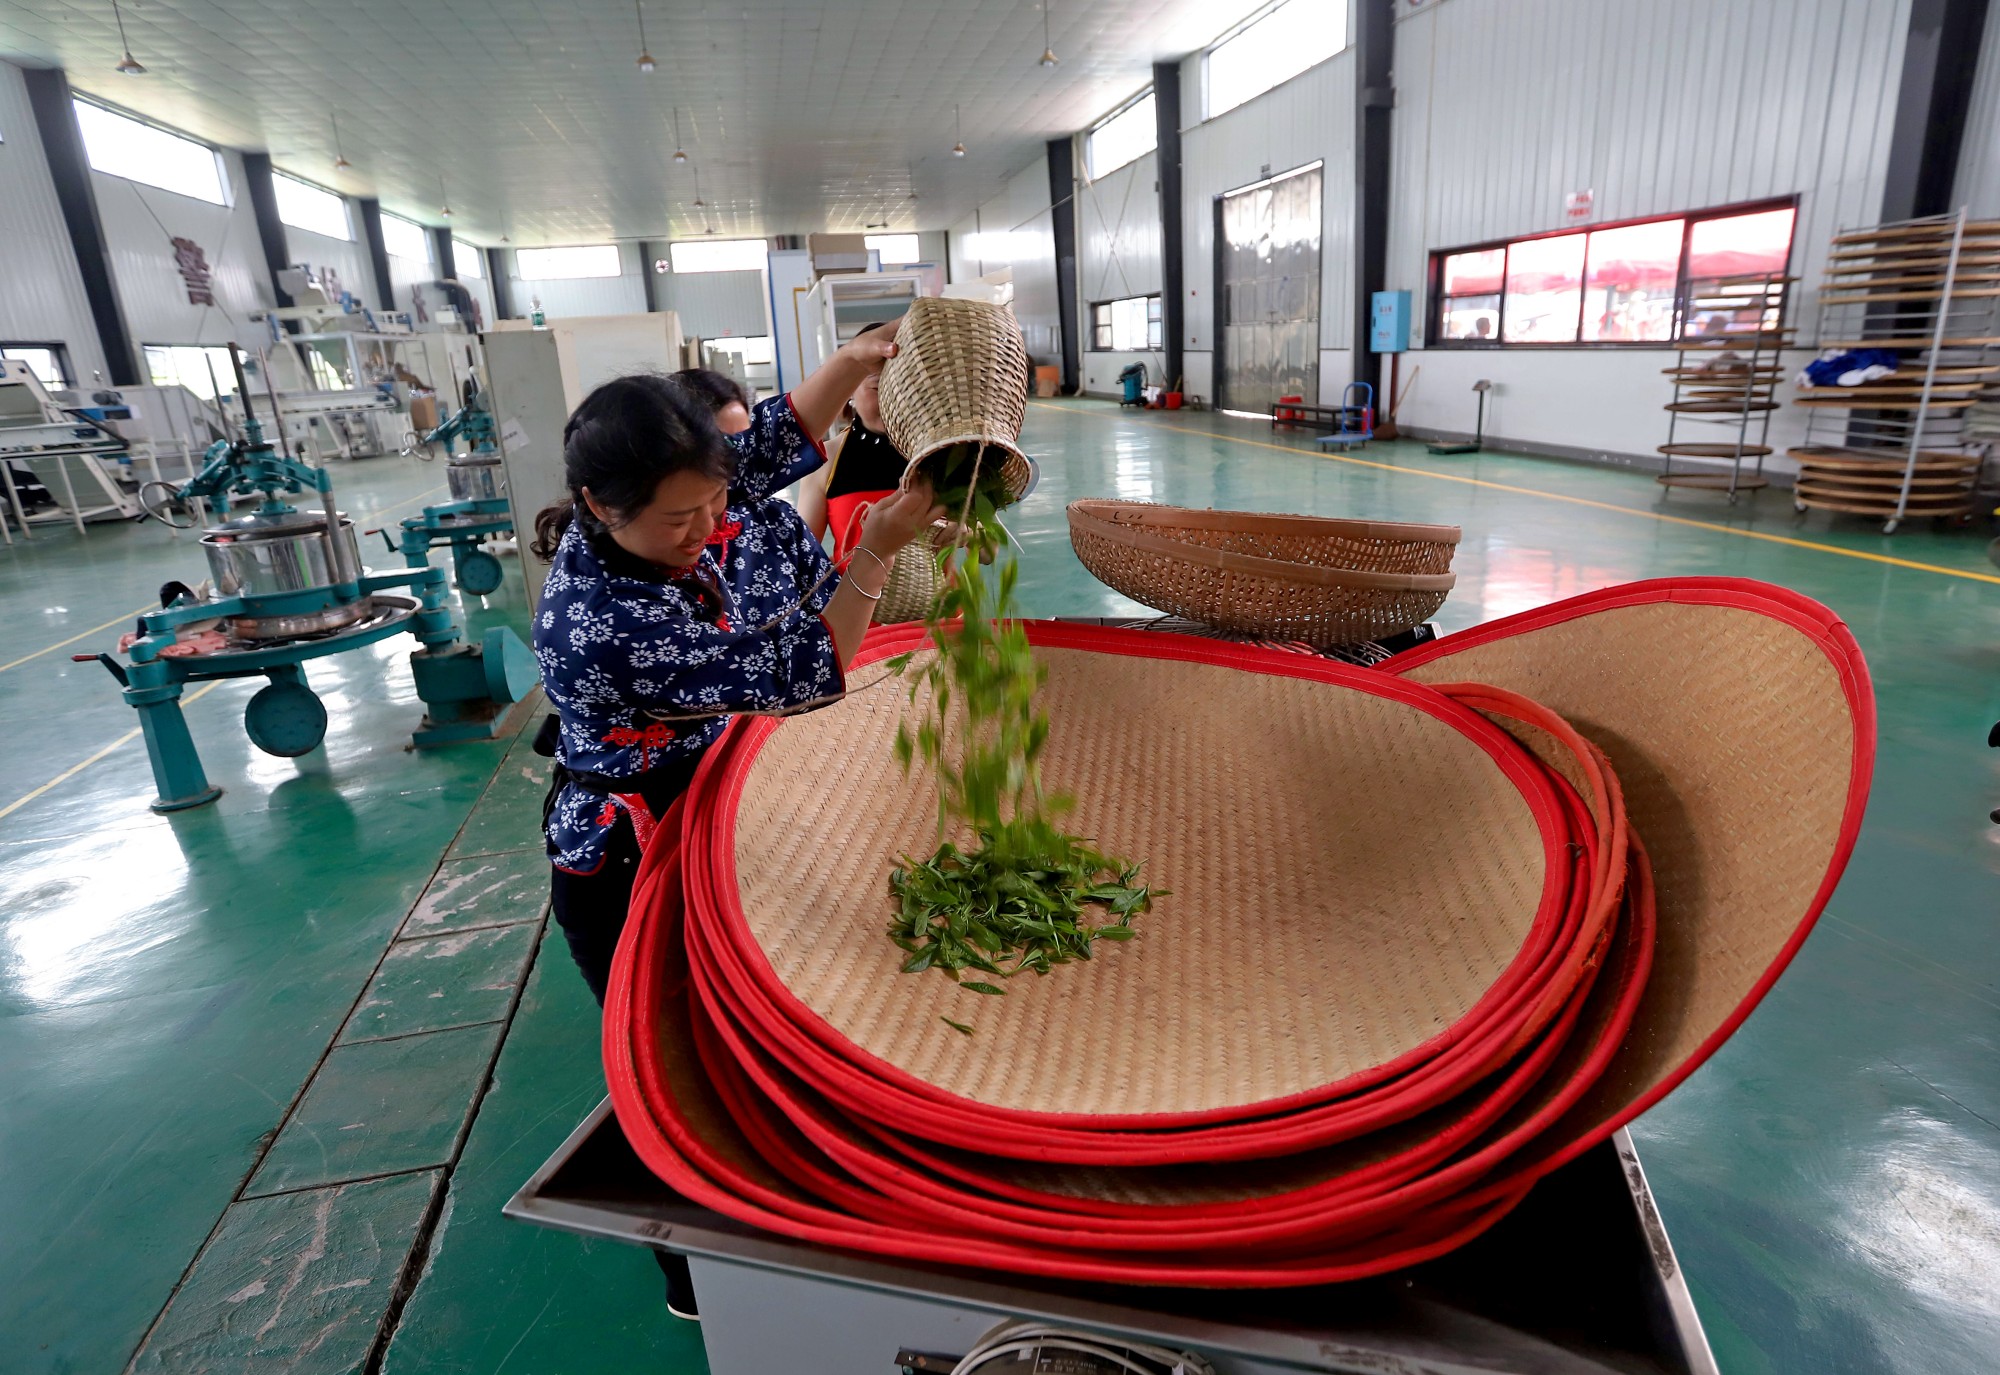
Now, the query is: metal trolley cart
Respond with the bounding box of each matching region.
[509,1101,1717,1375]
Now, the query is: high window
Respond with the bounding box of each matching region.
[73,100,226,204]
[2,345,71,389]
[1091,295,1163,351]
[272,174,350,240]
[452,241,485,278]
[1088,91,1157,178]
[379,214,431,263]
[516,244,621,279]
[669,239,769,274]
[1430,201,1797,347]
[865,234,921,265]
[1205,0,1348,119]
[143,344,239,400]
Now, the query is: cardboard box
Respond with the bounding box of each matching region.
[1034,365,1060,398]
[408,394,439,432]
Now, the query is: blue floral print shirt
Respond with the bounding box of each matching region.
[534,394,842,873]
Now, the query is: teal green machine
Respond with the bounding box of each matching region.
[81,348,535,812]
[377,361,515,597]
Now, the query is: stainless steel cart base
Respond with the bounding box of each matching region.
[506,1101,1717,1375]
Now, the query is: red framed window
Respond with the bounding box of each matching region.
[1427,199,1796,347]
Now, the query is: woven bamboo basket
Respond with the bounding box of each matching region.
[1067,500,1460,647]
[878,297,1034,505]
[870,542,938,625]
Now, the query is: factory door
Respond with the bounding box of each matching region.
[1216,163,1322,414]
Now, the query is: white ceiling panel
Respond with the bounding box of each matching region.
[0,0,1275,247]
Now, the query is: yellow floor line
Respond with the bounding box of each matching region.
[1032,402,2000,587]
[0,678,226,823]
[0,605,157,675]
[0,483,450,678]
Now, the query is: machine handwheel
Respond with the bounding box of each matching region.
[244,680,329,757]
[456,548,504,596]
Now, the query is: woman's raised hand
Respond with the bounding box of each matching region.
[856,476,946,555]
[838,315,902,374]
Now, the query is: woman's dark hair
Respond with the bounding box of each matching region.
[672,366,753,417]
[530,373,738,560]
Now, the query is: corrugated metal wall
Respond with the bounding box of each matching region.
[95,151,269,352]
[1181,49,1357,402]
[1389,0,1909,330]
[1387,0,1912,464]
[1957,5,2000,217]
[662,268,770,338]
[285,221,376,312]
[503,242,648,320]
[1078,147,1166,394]
[0,61,106,381]
[944,153,1062,365]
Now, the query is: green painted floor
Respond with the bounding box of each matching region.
[2,401,1996,1374]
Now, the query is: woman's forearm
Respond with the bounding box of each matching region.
[822,550,890,666]
[790,355,871,439]
[789,320,900,439]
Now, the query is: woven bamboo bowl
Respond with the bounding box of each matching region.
[878,297,1035,505]
[1068,500,1461,647]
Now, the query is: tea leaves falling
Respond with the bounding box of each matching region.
[887,446,1160,1002]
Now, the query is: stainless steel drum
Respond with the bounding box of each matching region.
[447,457,506,502]
[201,509,363,599]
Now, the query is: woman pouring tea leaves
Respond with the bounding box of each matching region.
[530,322,939,1007]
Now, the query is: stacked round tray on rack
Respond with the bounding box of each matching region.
[606,578,1873,1286]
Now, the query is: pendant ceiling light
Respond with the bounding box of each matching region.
[672,109,688,165]
[439,176,453,219]
[951,105,966,157]
[634,0,656,73]
[110,0,146,74]
[331,113,351,171]
[908,162,919,201]
[692,166,706,210]
[1039,1,1059,67]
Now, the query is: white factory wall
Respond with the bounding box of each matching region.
[388,245,437,320]
[1956,4,2000,218]
[947,152,1063,366]
[94,149,269,356]
[1078,147,1168,397]
[0,61,106,383]
[455,268,497,332]
[1180,42,1358,406]
[505,242,649,320]
[1386,0,1912,468]
[284,220,376,311]
[662,268,770,339]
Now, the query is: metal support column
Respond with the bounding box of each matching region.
[357,199,396,312]
[1881,0,1993,222]
[488,248,516,320]
[1047,138,1082,396]
[23,68,140,385]
[1352,0,1395,397]
[1153,61,1186,397]
[640,241,667,314]
[431,227,457,283]
[240,152,296,317]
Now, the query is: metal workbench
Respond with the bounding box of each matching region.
[507,1101,1718,1375]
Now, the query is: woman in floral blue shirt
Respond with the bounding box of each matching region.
[530,325,938,1009]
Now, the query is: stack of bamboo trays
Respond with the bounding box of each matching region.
[1788,211,2000,532]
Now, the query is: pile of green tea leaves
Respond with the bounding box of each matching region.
[885,444,1159,1023]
